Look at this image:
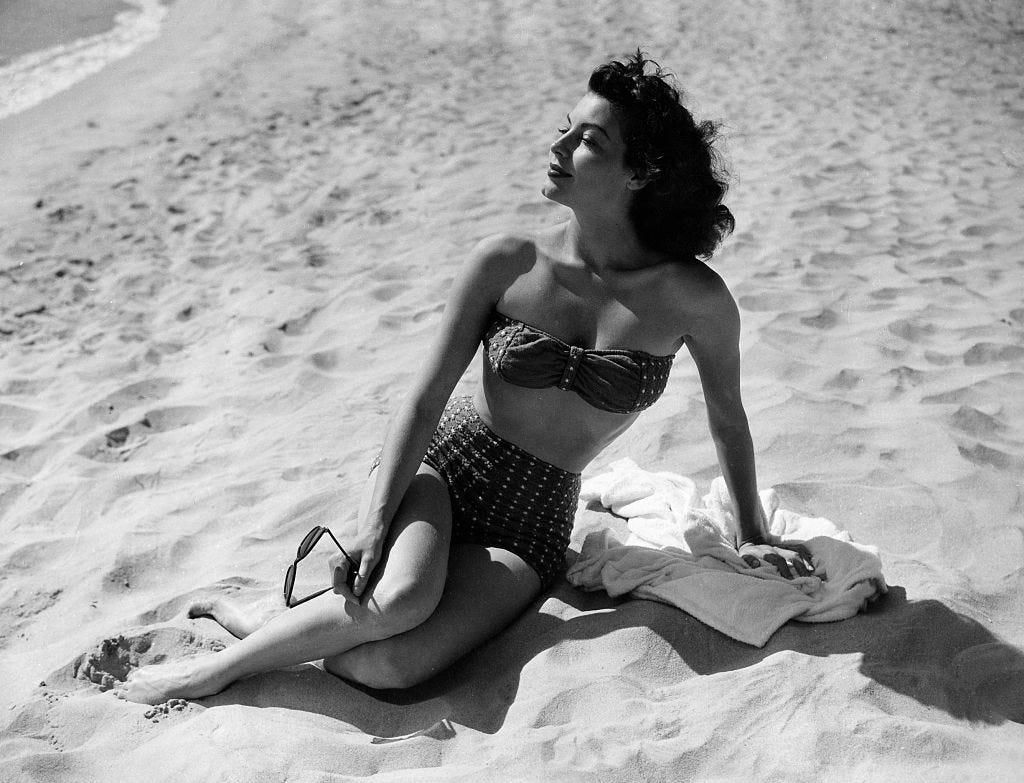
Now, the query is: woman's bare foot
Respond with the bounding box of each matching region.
[187,596,283,639]
[113,655,230,705]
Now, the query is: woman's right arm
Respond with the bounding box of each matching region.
[340,235,526,599]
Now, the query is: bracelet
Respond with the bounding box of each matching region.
[737,537,767,549]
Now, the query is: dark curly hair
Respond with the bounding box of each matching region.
[588,50,735,261]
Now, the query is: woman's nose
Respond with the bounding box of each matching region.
[550,129,571,157]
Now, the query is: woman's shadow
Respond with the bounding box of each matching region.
[199,559,1024,737]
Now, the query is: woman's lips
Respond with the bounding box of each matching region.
[547,163,571,178]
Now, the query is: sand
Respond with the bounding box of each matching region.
[1,0,1023,780]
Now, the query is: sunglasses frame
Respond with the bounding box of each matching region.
[283,525,359,608]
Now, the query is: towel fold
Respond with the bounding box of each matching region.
[566,459,887,647]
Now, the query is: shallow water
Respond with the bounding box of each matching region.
[0,0,132,65]
[0,0,166,120]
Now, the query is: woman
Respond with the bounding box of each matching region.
[118,51,812,704]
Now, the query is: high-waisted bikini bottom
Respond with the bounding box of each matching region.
[377,396,581,587]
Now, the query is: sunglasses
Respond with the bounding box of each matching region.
[283,526,360,608]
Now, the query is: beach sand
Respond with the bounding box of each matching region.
[1,0,1023,780]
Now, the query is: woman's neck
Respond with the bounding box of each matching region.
[564,212,658,273]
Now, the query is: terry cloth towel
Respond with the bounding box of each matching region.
[566,459,887,647]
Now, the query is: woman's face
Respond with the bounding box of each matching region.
[542,92,644,212]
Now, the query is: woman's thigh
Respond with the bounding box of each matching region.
[349,463,454,638]
[324,543,542,689]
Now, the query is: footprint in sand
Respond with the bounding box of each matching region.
[369,281,411,303]
[308,348,343,372]
[366,264,406,283]
[924,350,960,366]
[949,405,1006,437]
[888,366,927,391]
[957,442,1020,471]
[303,245,332,268]
[78,635,151,691]
[78,406,208,462]
[963,342,1024,366]
[78,420,152,462]
[799,308,839,329]
[189,255,227,269]
[961,224,1001,238]
[737,291,819,312]
[79,378,176,429]
[915,252,964,269]
[869,287,904,301]
[60,628,224,693]
[807,251,859,270]
[887,318,936,343]
[0,442,56,478]
[257,307,324,357]
[276,307,321,337]
[826,369,862,390]
[1,378,53,396]
[376,303,443,333]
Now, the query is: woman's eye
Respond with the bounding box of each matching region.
[554,126,597,150]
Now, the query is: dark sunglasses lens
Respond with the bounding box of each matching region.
[297,527,322,558]
[283,564,296,604]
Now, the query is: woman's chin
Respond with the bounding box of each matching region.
[540,182,567,204]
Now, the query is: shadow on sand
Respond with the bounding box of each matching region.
[188,577,1023,739]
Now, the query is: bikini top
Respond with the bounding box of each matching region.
[483,311,675,414]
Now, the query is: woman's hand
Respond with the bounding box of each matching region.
[327,548,358,601]
[738,540,817,580]
[329,520,386,602]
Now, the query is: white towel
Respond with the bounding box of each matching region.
[566,459,887,647]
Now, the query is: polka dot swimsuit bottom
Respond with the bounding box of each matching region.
[421,396,581,587]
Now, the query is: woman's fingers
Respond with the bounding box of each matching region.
[352,548,380,600]
[332,560,356,600]
[762,553,794,580]
[740,542,818,580]
[790,558,812,578]
[779,540,815,570]
[327,539,377,601]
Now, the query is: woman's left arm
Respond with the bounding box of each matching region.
[684,287,814,579]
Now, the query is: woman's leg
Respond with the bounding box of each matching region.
[186,596,281,639]
[116,465,453,704]
[324,542,543,690]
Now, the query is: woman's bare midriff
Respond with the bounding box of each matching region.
[473,364,639,474]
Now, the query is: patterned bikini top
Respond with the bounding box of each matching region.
[483,311,675,414]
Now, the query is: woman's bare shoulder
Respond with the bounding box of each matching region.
[656,259,739,337]
[468,232,539,271]
[658,257,734,305]
[458,232,540,302]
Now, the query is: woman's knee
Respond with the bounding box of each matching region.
[364,574,443,640]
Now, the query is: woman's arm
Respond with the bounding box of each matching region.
[684,286,814,579]
[684,292,767,543]
[343,235,523,598]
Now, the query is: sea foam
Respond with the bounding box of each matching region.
[0,0,167,121]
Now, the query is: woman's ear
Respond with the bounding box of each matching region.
[626,169,651,191]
